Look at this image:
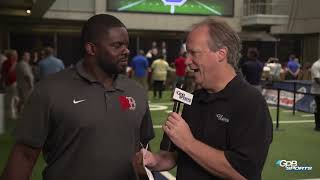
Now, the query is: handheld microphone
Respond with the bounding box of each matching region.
[172,83,184,113]
[160,82,193,151]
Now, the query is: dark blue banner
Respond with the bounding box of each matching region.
[262,80,315,113]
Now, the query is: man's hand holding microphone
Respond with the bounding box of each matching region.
[141,84,194,171]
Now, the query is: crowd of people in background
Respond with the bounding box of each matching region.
[239,48,313,92]
[128,41,313,99]
[0,47,64,119]
[0,42,315,119]
[128,40,195,100]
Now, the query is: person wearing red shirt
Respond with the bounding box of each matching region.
[1,49,18,119]
[174,50,187,86]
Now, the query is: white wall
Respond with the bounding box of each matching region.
[44,0,243,32]
[271,0,289,15]
[44,0,94,20]
[271,0,320,34]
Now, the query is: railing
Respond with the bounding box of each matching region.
[243,0,289,16]
[262,80,315,130]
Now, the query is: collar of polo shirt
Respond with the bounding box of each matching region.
[75,60,126,91]
[196,75,241,103]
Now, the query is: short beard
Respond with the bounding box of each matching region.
[97,58,119,76]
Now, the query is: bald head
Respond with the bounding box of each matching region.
[81,14,126,52]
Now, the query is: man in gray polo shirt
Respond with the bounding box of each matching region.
[1,14,154,180]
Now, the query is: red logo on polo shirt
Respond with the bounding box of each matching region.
[119,96,136,111]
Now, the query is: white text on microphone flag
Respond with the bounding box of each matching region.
[173,88,193,105]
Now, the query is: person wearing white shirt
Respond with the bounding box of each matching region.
[311,59,320,131]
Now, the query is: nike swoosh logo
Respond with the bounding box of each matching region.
[73,99,86,104]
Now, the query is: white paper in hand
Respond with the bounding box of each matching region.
[144,167,154,180]
[173,88,193,105]
[142,144,154,180]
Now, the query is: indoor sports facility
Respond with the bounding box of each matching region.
[0,0,320,179]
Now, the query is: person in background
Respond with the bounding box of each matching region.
[279,63,287,80]
[131,49,149,90]
[241,48,264,91]
[38,46,65,79]
[0,53,8,89]
[298,62,312,80]
[142,18,273,180]
[146,41,159,61]
[1,49,19,119]
[285,54,300,80]
[30,50,40,82]
[1,14,154,180]
[311,58,320,131]
[161,41,167,60]
[174,49,187,86]
[266,57,281,81]
[16,51,34,113]
[151,55,174,99]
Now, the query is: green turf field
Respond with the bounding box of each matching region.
[108,0,231,16]
[1,90,320,179]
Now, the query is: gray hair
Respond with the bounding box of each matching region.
[191,18,241,69]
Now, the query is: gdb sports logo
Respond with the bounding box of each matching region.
[276,160,312,171]
[173,88,193,105]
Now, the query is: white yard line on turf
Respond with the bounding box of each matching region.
[282,110,294,113]
[301,114,314,117]
[154,120,314,128]
[150,102,173,106]
[194,0,222,15]
[118,0,146,11]
[160,171,176,180]
[273,120,313,124]
[153,125,162,128]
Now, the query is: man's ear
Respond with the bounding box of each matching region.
[84,42,96,56]
[216,47,227,63]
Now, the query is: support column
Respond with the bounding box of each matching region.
[95,0,106,14]
[53,32,58,55]
[136,36,140,53]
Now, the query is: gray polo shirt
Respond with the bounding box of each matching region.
[15,61,154,180]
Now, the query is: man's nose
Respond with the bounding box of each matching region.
[124,47,130,55]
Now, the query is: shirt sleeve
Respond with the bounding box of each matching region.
[151,61,155,70]
[61,61,65,69]
[311,63,320,79]
[224,96,273,179]
[140,102,155,146]
[14,82,50,148]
